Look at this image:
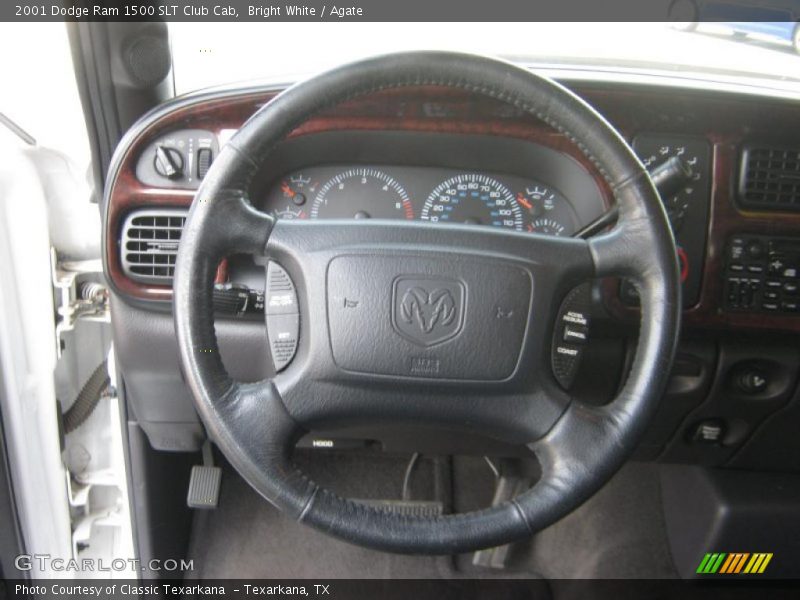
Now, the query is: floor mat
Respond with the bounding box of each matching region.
[186,451,460,579]
[513,461,678,579]
[185,452,675,580]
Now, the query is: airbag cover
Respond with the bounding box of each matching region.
[326,254,532,380]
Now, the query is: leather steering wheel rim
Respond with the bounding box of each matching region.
[174,51,681,554]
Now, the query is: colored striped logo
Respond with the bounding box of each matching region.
[696,552,773,574]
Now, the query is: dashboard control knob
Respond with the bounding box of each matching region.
[735,367,768,395]
[154,145,184,179]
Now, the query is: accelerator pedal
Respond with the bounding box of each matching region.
[473,459,536,570]
[187,440,222,509]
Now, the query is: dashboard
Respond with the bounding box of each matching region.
[103,76,800,471]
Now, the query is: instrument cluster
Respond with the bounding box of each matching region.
[263,165,580,237]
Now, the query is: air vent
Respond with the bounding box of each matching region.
[121,210,187,284]
[739,146,800,211]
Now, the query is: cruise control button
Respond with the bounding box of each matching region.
[265,262,300,371]
[267,313,300,372]
[266,262,299,315]
[563,324,588,345]
[562,310,589,327]
[552,283,592,391]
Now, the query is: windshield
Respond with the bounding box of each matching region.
[170,22,800,95]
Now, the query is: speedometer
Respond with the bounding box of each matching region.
[421,174,523,231]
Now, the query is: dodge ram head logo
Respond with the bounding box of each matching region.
[392,277,465,346]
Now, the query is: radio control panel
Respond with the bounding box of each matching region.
[724,235,800,314]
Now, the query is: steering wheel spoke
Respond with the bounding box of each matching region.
[189,187,274,259]
[214,380,319,518]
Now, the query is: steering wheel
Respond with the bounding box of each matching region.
[174,51,680,554]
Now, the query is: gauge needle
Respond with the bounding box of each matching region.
[281,182,295,197]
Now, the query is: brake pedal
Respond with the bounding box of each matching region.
[187,440,221,509]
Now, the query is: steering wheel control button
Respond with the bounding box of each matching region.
[563,324,588,345]
[267,314,300,372]
[327,255,531,380]
[552,284,592,390]
[265,262,300,371]
[266,262,299,315]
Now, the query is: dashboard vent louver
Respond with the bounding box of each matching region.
[121,210,187,284]
[739,146,800,211]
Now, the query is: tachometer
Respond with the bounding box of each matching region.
[421,174,523,230]
[312,168,413,220]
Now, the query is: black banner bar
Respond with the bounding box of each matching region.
[4,579,800,600]
[2,0,800,22]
